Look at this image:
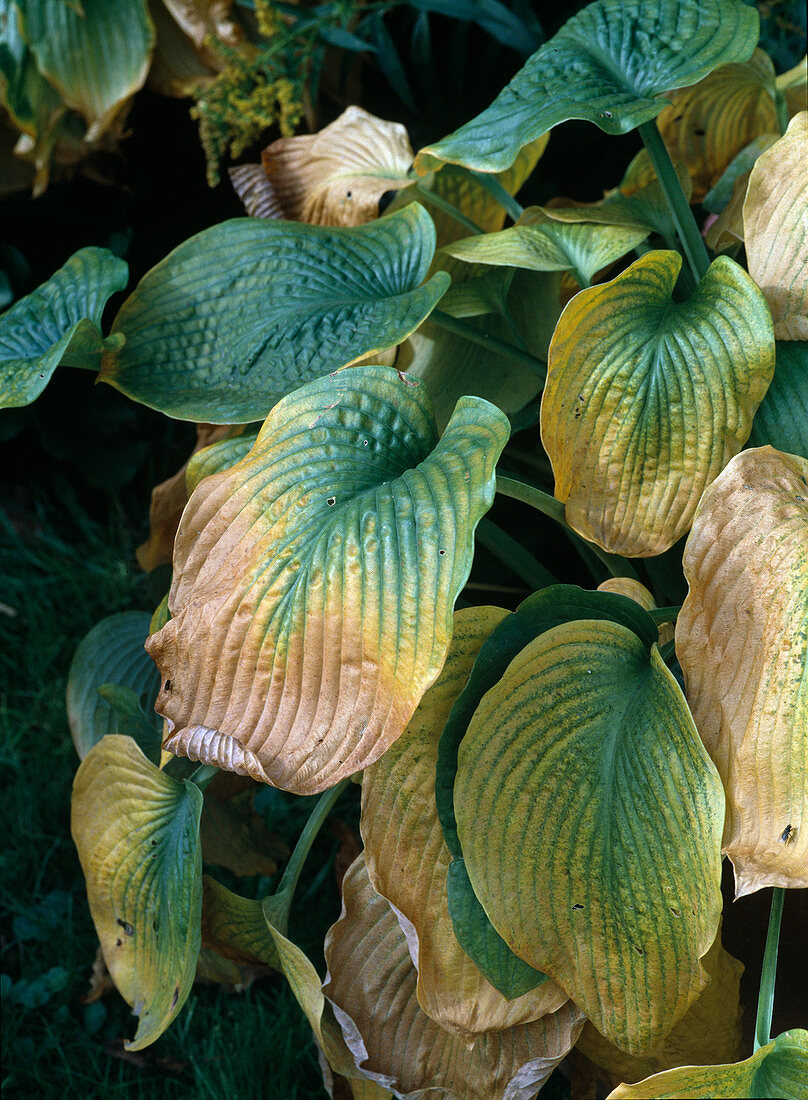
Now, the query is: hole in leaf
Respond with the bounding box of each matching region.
[327,497,336,506]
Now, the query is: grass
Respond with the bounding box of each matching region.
[0,471,334,1099]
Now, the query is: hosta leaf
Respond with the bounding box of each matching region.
[0,247,128,409]
[19,0,155,139]
[743,111,808,340]
[420,0,759,172]
[200,877,280,969]
[542,155,693,244]
[703,133,778,216]
[656,49,779,201]
[398,263,561,428]
[407,138,549,245]
[747,341,808,457]
[323,854,585,1098]
[776,56,807,119]
[71,735,203,1050]
[436,587,658,997]
[676,447,808,896]
[185,428,260,494]
[99,205,450,423]
[228,164,284,219]
[578,928,743,1087]
[136,424,233,573]
[541,250,775,556]
[597,578,674,644]
[261,106,413,226]
[147,366,510,794]
[443,211,649,287]
[261,903,362,1082]
[66,611,160,760]
[454,618,725,1054]
[607,1029,808,1099]
[361,606,567,1035]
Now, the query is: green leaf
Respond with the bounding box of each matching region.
[747,341,808,457]
[201,877,281,970]
[100,206,449,423]
[443,211,649,287]
[185,430,260,495]
[399,262,560,428]
[607,1028,808,1099]
[436,586,657,998]
[96,684,163,766]
[454,619,725,1054]
[18,0,155,138]
[0,247,128,409]
[147,366,510,794]
[541,250,775,556]
[420,0,760,172]
[71,735,203,1050]
[67,611,160,760]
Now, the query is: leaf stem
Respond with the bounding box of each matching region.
[268,778,350,935]
[468,169,524,222]
[754,887,785,1052]
[638,120,710,283]
[495,474,640,581]
[188,763,219,791]
[412,183,485,235]
[429,310,547,381]
[648,605,681,625]
[476,517,557,591]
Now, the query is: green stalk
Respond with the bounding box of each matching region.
[754,887,785,1052]
[638,120,710,283]
[265,777,350,935]
[468,169,524,222]
[188,763,219,791]
[430,310,547,381]
[648,605,681,625]
[476,517,557,591]
[412,182,484,236]
[495,475,640,581]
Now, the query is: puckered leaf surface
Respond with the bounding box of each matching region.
[607,1029,808,1099]
[420,0,759,172]
[656,49,778,200]
[71,735,202,1050]
[100,206,449,423]
[66,611,160,760]
[323,855,584,1098]
[0,247,128,408]
[147,366,510,794]
[361,606,567,1035]
[541,250,775,556]
[454,618,725,1055]
[676,446,808,896]
[743,111,808,339]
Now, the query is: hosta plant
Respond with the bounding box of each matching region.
[3,0,806,1095]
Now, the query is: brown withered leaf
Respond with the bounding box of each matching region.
[200,791,288,878]
[82,943,115,1003]
[262,106,413,226]
[137,424,233,572]
[743,111,808,339]
[323,855,584,1098]
[657,50,779,200]
[676,446,808,896]
[331,819,362,898]
[229,164,285,219]
[361,606,569,1038]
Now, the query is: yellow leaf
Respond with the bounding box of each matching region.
[71,735,202,1050]
[146,367,509,793]
[362,606,568,1038]
[676,446,808,896]
[744,111,808,340]
[577,927,743,1086]
[607,1029,808,1099]
[657,49,779,200]
[323,854,584,1098]
[261,106,413,226]
[541,250,774,556]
